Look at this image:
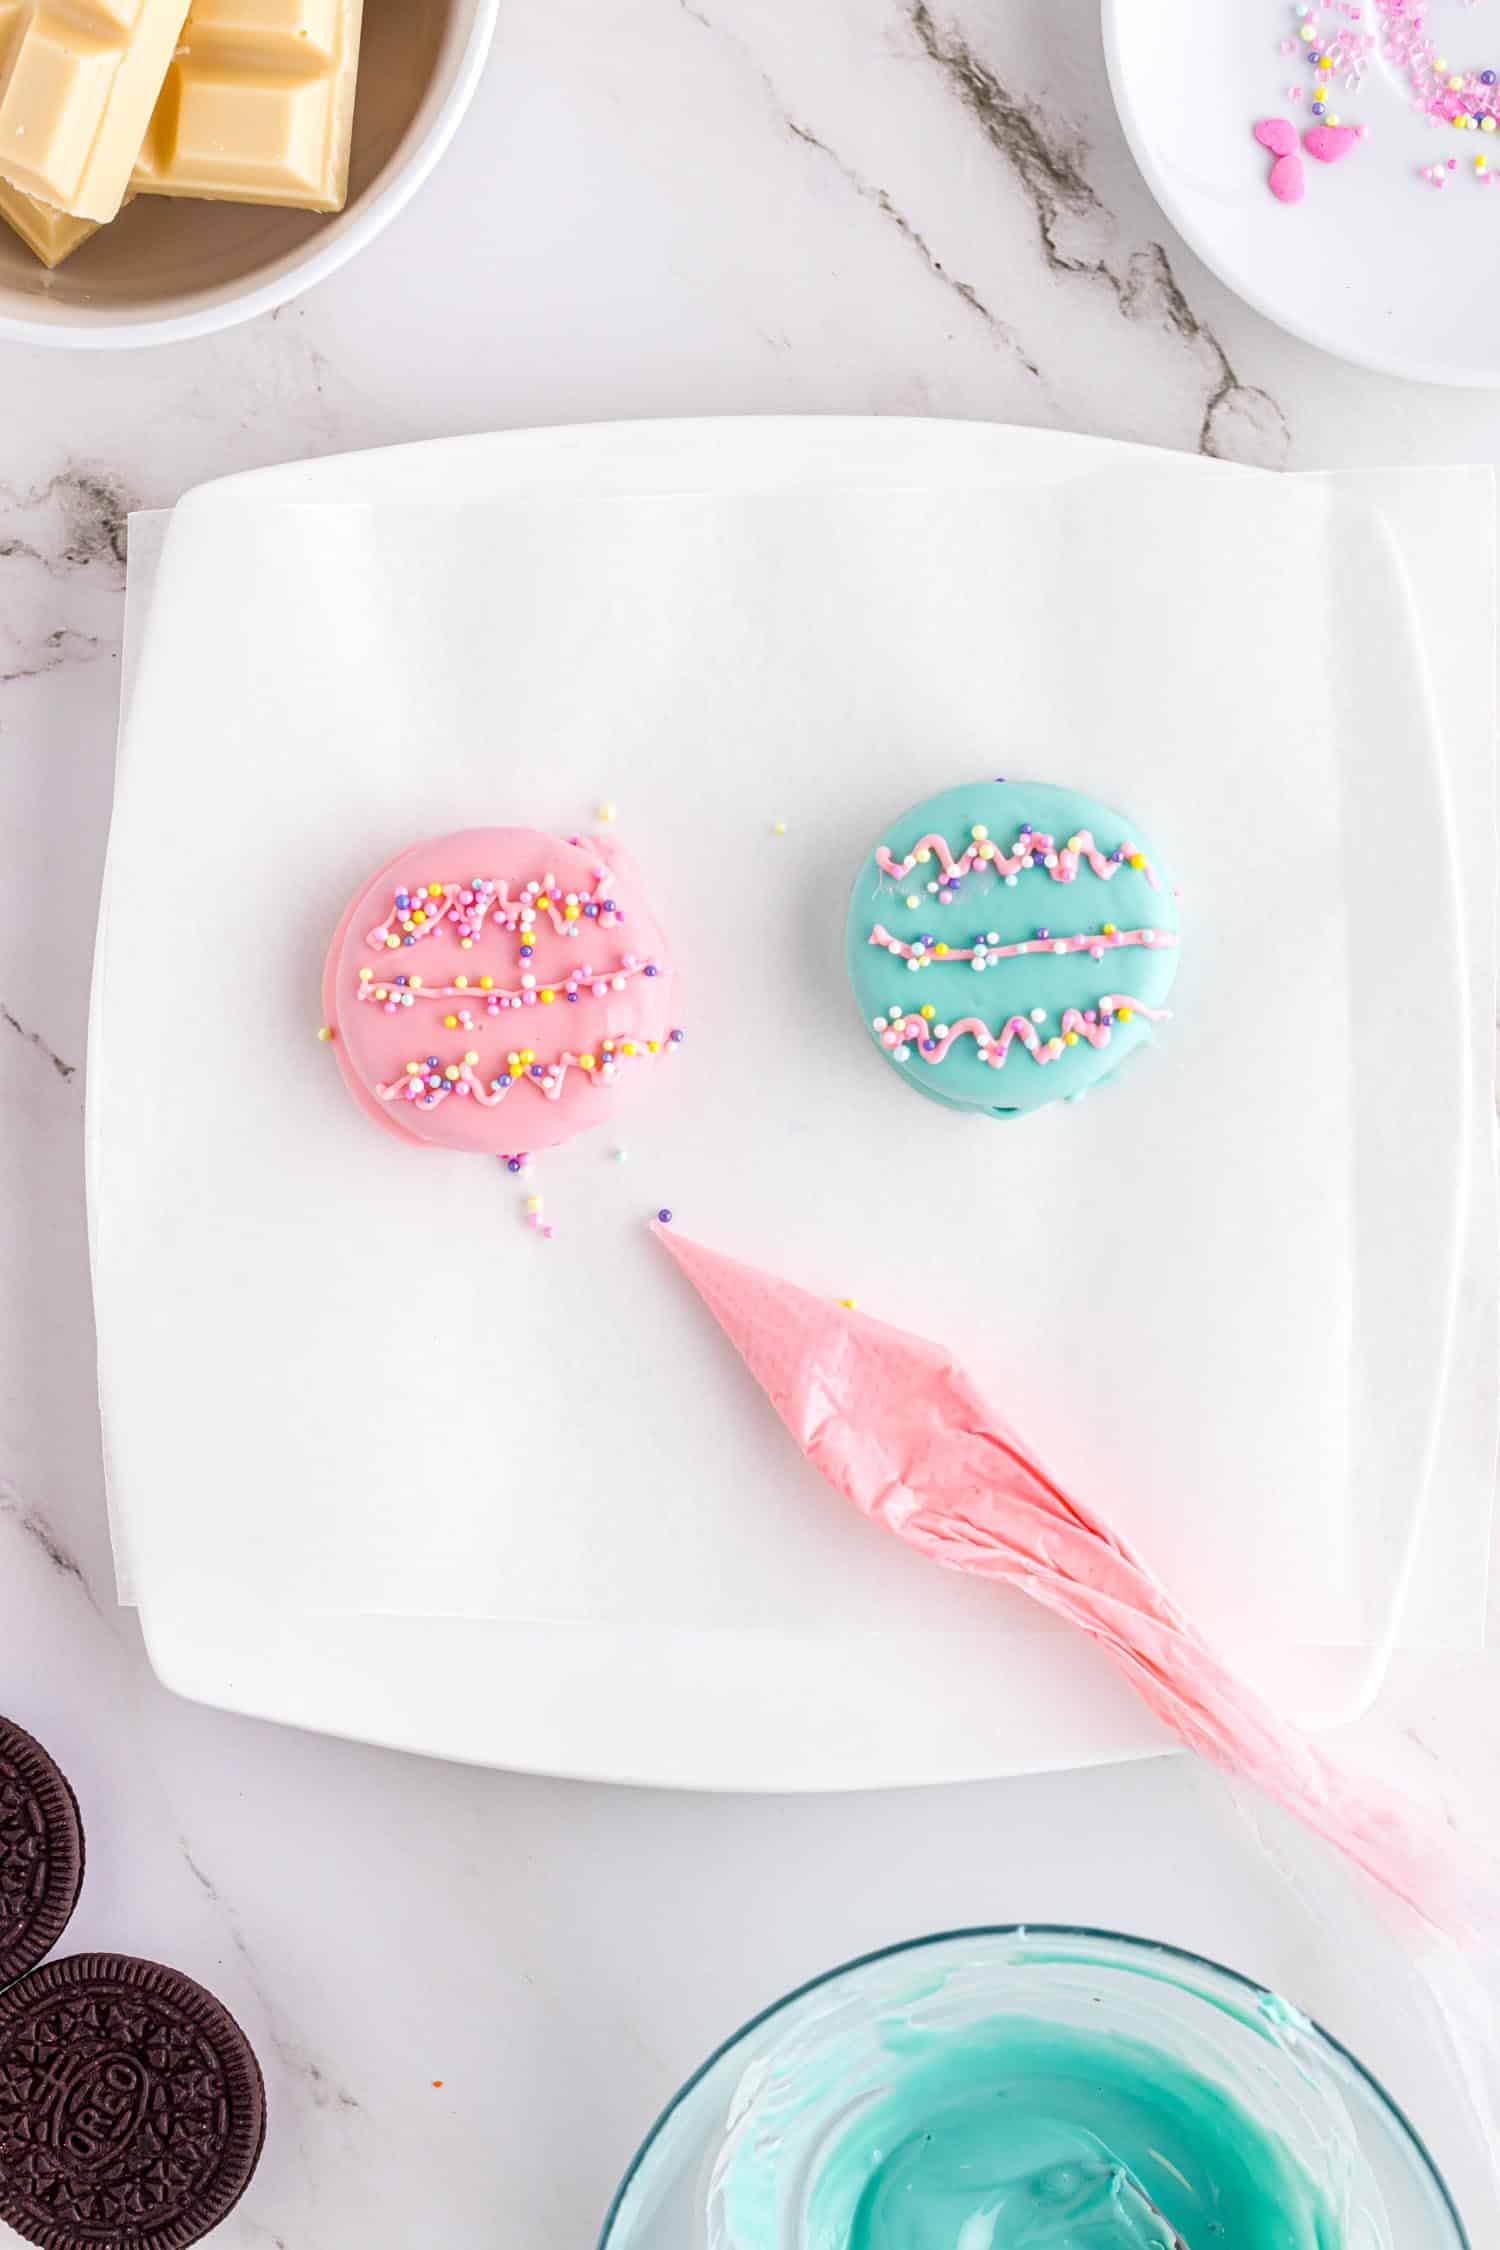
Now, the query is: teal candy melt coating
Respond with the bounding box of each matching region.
[802,2014,1342,2249]
[845,780,1182,1120]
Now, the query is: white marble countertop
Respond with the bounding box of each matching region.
[1,1,1498,2242]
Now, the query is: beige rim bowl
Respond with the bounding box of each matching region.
[0,0,499,350]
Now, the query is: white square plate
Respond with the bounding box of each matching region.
[89,422,1471,1787]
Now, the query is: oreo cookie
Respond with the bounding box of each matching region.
[0,1716,83,1986]
[0,1954,266,2249]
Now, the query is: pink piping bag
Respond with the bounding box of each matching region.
[653,1222,1497,1948]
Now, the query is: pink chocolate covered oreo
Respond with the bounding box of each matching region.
[323,827,681,1156]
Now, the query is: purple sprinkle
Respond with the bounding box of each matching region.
[657,1207,673,1224]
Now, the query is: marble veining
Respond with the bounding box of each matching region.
[904,3,1289,462]
[0,1001,76,1079]
[0,1,1495,2242]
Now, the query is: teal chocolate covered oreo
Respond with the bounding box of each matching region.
[846,779,1181,1120]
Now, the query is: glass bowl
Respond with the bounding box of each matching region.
[599,1927,1468,2249]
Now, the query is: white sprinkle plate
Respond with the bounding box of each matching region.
[1105,0,1500,384]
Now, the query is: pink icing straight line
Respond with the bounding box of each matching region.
[355,958,656,1012]
[875,828,1160,891]
[377,1039,678,1110]
[651,1227,1498,1946]
[880,998,1169,1070]
[869,923,1178,967]
[365,869,618,951]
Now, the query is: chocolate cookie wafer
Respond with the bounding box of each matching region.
[0,1715,83,1986]
[0,1954,266,2249]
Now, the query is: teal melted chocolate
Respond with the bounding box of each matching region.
[797,2016,1343,2250]
[844,780,1182,1121]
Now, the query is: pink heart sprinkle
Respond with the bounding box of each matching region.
[1254,115,1299,156]
[1303,122,1359,163]
[1269,151,1306,203]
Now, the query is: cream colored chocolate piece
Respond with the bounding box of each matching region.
[132,0,364,212]
[0,0,192,222]
[0,174,99,263]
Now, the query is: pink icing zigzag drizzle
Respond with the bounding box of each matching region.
[365,867,620,952]
[876,997,1170,1071]
[875,828,1159,892]
[377,1034,683,1111]
[355,956,659,1016]
[868,923,1177,969]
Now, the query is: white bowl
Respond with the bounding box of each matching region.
[0,0,498,350]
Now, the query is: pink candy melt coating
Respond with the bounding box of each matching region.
[654,1225,1496,1943]
[323,827,676,1156]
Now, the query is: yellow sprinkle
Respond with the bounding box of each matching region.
[933,942,949,958]
[536,897,551,911]
[453,975,468,989]
[1116,1007,1134,1023]
[1067,835,1082,852]
[1449,73,1463,88]
[647,1039,660,1053]
[564,904,580,920]
[405,1062,420,1075]
[580,1054,596,1070]
[1065,1032,1078,1047]
[1454,113,1468,127]
[920,1004,936,1020]
[461,937,473,949]
[443,1014,459,1029]
[444,1065,460,1081]
[540,989,556,1004]
[374,988,388,1002]
[838,1297,857,1309]
[316,1025,334,1042]
[597,801,617,822]
[479,976,494,991]
[622,1040,637,1056]
[385,935,400,950]
[969,823,988,842]
[1128,853,1145,870]
[915,848,931,863]
[772,820,787,836]
[412,909,426,925]
[521,1050,535,1065]
[358,966,372,981]
[464,1050,479,1066]
[508,1063,523,1079]
[526,1195,542,1213]
[977,842,995,860]
[409,976,422,990]
[1102,923,1116,937]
